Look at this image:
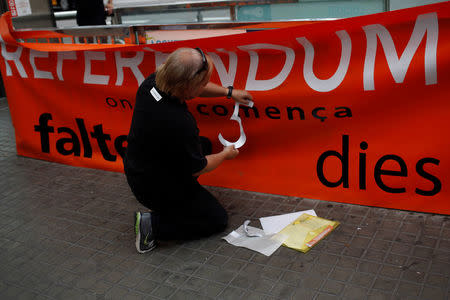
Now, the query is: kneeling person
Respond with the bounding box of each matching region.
[123,47,253,253]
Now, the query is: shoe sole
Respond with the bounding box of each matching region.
[135,212,156,254]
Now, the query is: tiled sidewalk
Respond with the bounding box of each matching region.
[0,97,449,300]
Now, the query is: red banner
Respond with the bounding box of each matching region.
[1,3,449,214]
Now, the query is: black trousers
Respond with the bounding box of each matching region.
[126,137,228,240]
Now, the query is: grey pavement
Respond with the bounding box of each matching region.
[0,96,449,300]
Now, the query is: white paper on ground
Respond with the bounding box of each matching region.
[259,209,317,235]
[218,100,254,149]
[243,220,263,237]
[222,225,287,256]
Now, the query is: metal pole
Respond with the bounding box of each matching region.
[384,0,390,12]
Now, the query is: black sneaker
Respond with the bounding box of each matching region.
[134,212,156,253]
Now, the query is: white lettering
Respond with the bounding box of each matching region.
[143,47,169,67]
[56,51,76,81]
[296,30,351,92]
[363,12,438,90]
[208,49,237,87]
[29,50,53,79]
[84,51,109,85]
[238,43,295,91]
[0,35,27,78]
[114,51,145,86]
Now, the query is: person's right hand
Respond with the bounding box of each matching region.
[106,3,114,15]
[223,145,239,160]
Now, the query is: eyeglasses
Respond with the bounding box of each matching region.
[194,47,208,76]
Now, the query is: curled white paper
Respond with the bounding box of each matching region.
[218,101,254,149]
[243,220,263,237]
[222,224,287,256]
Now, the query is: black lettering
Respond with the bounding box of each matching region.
[239,105,259,118]
[76,118,92,158]
[265,106,280,119]
[287,107,305,120]
[335,106,352,118]
[90,124,116,162]
[56,127,81,156]
[359,141,368,190]
[212,105,228,116]
[312,107,327,122]
[106,97,117,107]
[114,135,128,159]
[317,135,349,188]
[197,104,209,115]
[415,158,441,196]
[374,155,407,193]
[120,99,132,110]
[34,113,54,153]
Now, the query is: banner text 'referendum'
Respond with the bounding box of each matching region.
[0,12,439,92]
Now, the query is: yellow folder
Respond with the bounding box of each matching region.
[277,214,340,253]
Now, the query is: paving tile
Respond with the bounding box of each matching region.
[342,285,368,300]
[385,253,408,266]
[302,275,325,290]
[133,279,159,294]
[308,263,333,278]
[433,249,450,263]
[328,267,353,282]
[402,257,430,272]
[335,256,358,269]
[218,286,246,300]
[379,264,403,279]
[412,245,435,259]
[315,292,340,300]
[291,287,316,300]
[343,247,365,258]
[357,261,381,274]
[151,284,176,298]
[170,289,210,300]
[394,281,422,297]
[165,273,189,287]
[87,279,112,295]
[401,269,426,283]
[194,265,236,285]
[242,291,278,300]
[321,280,345,295]
[0,100,448,300]
[421,286,447,300]
[350,272,375,288]
[375,229,398,241]
[372,276,398,292]
[317,253,339,265]
[280,270,303,287]
[425,273,449,288]
[369,239,391,251]
[269,282,297,298]
[261,265,284,281]
[364,248,387,262]
[430,261,450,276]
[222,258,245,272]
[197,281,226,297]
[0,285,24,299]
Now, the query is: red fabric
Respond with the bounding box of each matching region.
[1,3,449,214]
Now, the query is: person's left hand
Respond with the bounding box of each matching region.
[231,89,253,106]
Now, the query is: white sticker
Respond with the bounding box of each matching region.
[150,87,162,101]
[218,101,254,149]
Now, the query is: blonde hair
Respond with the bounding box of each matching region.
[156,48,212,99]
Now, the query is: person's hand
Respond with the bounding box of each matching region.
[105,3,114,15]
[223,145,239,160]
[231,89,253,106]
